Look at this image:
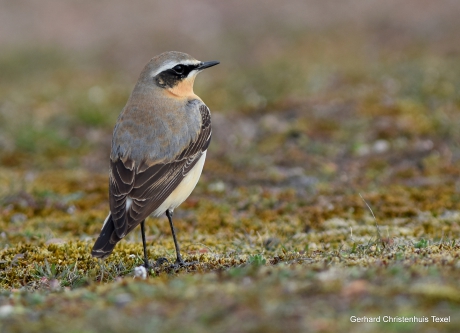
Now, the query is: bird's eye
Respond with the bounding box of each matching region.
[173,65,184,74]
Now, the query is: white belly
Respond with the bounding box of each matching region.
[152,150,207,217]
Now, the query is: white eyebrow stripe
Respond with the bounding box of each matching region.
[150,59,201,77]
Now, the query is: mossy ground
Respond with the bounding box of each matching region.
[1,7,460,332]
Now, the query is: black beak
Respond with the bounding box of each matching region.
[197,61,220,70]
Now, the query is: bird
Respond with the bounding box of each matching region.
[91,51,219,269]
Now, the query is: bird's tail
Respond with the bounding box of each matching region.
[91,213,120,259]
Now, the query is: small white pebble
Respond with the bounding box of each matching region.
[0,305,14,318]
[373,140,390,153]
[115,293,132,306]
[133,266,147,280]
[208,181,226,193]
[67,205,76,214]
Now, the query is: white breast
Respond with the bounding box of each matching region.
[152,150,207,217]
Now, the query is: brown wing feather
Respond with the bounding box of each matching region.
[92,105,211,258]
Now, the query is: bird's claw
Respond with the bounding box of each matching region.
[170,259,199,270]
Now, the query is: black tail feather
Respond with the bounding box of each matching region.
[91,214,120,259]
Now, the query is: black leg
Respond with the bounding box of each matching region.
[140,220,149,269]
[166,209,184,265]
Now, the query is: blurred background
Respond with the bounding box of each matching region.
[0,0,459,200]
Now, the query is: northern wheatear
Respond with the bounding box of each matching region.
[91,51,219,268]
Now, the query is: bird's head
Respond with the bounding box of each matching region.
[138,51,219,98]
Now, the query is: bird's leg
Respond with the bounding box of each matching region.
[166,209,185,265]
[140,220,150,269]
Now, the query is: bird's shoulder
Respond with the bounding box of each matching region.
[111,98,210,166]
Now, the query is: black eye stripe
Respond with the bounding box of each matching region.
[155,64,200,88]
[166,64,198,77]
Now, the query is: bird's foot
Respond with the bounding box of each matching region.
[169,258,199,270]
